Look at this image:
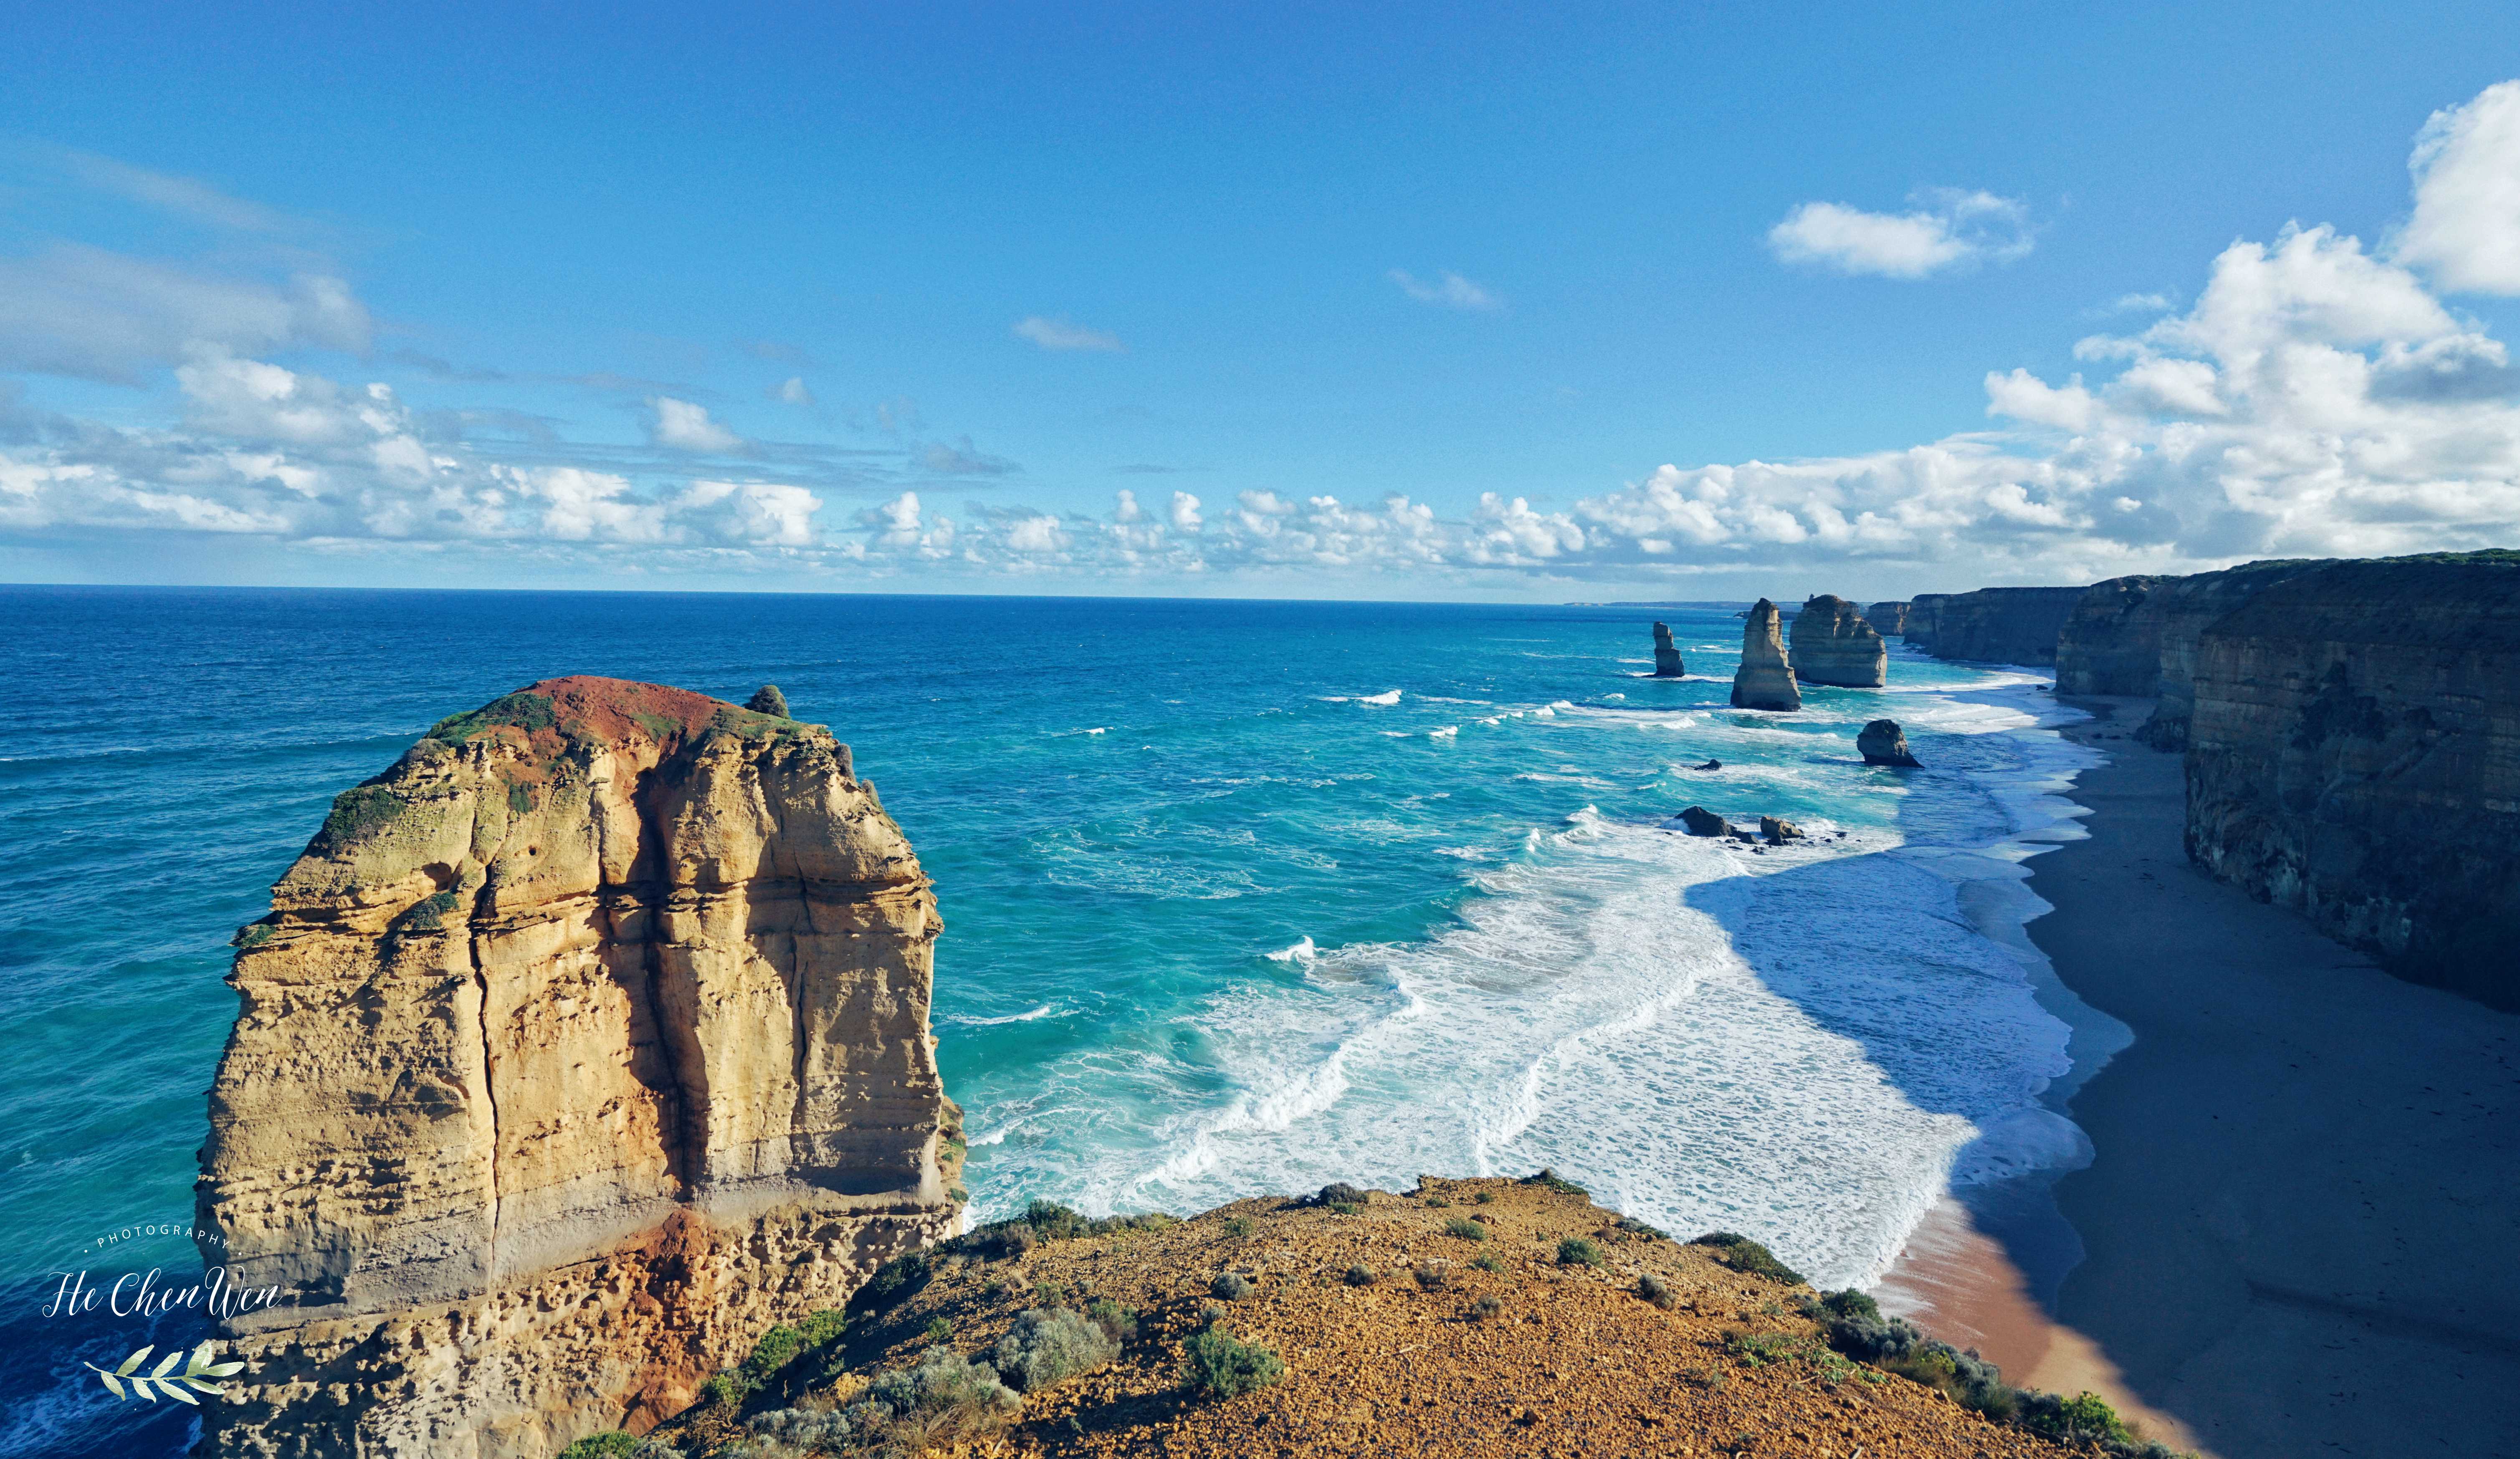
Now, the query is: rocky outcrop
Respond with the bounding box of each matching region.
[1730,599,1802,712]
[2184,558,2520,1008]
[2053,576,2167,696]
[1906,587,2086,666]
[2135,560,2332,747]
[1902,594,1949,652]
[1759,816,1805,844]
[745,683,791,717]
[1858,719,1922,767]
[1866,601,1910,637]
[1651,622,1686,678]
[1677,806,1731,837]
[1788,595,1887,688]
[198,676,966,1457]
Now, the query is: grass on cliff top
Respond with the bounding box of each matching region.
[427,689,558,746]
[625,1173,2188,1459]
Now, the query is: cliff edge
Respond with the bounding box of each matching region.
[199,676,967,1457]
[2184,558,2520,1007]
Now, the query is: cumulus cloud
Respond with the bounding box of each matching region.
[1388,269,1503,311]
[648,397,745,452]
[1012,316,1124,352]
[2396,80,2520,294]
[772,376,814,406]
[1769,189,2034,279]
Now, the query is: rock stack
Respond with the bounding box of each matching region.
[1858,719,1922,767]
[1651,621,1686,677]
[197,677,966,1457]
[1789,595,1888,687]
[1730,599,1802,711]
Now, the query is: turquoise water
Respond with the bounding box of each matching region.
[0,587,2098,1456]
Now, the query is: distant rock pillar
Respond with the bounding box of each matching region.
[1730,600,1802,712]
[1652,622,1686,677]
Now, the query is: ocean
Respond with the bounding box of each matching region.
[0,586,2111,1457]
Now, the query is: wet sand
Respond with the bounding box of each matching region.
[1891,698,2520,1459]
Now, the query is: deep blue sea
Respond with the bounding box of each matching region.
[0,587,2109,1456]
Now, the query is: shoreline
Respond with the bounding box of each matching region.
[1886,696,2520,1459]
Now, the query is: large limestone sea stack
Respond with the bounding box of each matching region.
[1730,598,1801,711]
[1789,594,1888,687]
[197,676,966,1457]
[1651,621,1686,677]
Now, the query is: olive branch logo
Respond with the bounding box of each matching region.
[83,1341,244,1404]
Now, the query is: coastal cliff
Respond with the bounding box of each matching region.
[1904,587,2085,666]
[2049,562,2328,743]
[1865,600,1909,637]
[2183,557,2520,1007]
[1788,595,1887,687]
[198,676,966,1457]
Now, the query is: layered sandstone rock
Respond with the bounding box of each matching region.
[1906,587,2085,666]
[1865,601,1910,637]
[197,677,966,1458]
[1730,599,1801,711]
[1858,719,1921,767]
[2134,560,2331,747]
[2052,576,2166,696]
[1788,595,1887,687]
[1651,621,1686,678]
[1902,594,1948,653]
[2185,557,2520,1008]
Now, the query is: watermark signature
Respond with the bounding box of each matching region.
[41,1218,290,1404]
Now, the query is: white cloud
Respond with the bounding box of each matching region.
[1768,189,2034,279]
[2108,292,2173,313]
[1388,269,1503,311]
[1012,316,1124,352]
[0,245,370,382]
[648,397,744,452]
[2396,80,2520,294]
[773,376,814,405]
[1170,490,1202,532]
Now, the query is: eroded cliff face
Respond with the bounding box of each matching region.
[2052,576,2166,696]
[2185,560,2520,1007]
[1905,587,2085,666]
[1902,594,1948,652]
[1864,600,1909,637]
[2133,560,2330,747]
[1730,599,1801,711]
[1788,595,1887,687]
[198,676,966,1458]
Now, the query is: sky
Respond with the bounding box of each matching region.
[3,2,2519,602]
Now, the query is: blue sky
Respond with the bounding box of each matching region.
[4,2,2519,600]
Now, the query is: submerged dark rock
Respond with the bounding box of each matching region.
[1677,805,1731,837]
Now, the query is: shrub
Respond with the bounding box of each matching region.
[2019,1391,2132,1446]
[991,1306,1119,1391]
[1210,1271,1251,1301]
[1522,1168,1588,1196]
[701,1370,754,1407]
[746,1406,853,1447]
[1343,1263,1376,1286]
[557,1435,643,1459]
[1443,1217,1488,1242]
[742,1323,808,1383]
[1184,1325,1285,1398]
[1412,1262,1449,1291]
[1314,1181,1371,1208]
[1221,1215,1255,1238]
[1557,1237,1604,1268]
[850,1252,931,1312]
[1637,1273,1677,1309]
[1025,1198,1092,1239]
[961,1221,1038,1261]
[1690,1231,1806,1287]
[923,1316,952,1343]
[1470,1254,1505,1273]
[1817,1288,1879,1322]
[799,1308,848,1346]
[745,685,791,717]
[1422,1195,1452,1208]
[1326,1201,1362,1216]
[847,1345,1019,1441]
[1614,1216,1669,1241]
[1469,1294,1503,1320]
[1085,1296,1139,1342]
[1473,1191,1495,1204]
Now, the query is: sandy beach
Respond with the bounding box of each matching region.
[1890,697,2520,1458]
